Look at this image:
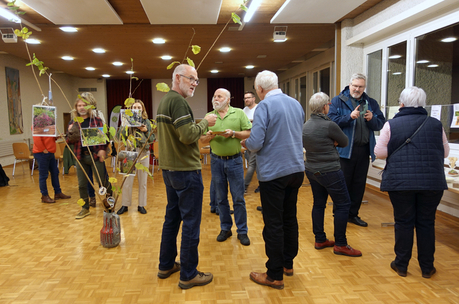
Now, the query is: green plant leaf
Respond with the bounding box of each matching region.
[77,198,85,206]
[186,57,195,68]
[156,82,170,92]
[124,98,135,107]
[23,27,29,34]
[191,45,201,55]
[112,105,122,113]
[109,126,116,139]
[167,61,180,70]
[14,29,21,36]
[125,109,133,116]
[232,12,242,25]
[103,124,108,133]
[240,4,248,11]
[132,76,139,81]
[84,105,94,110]
[75,117,84,123]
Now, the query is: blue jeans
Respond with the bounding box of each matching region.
[306,170,351,246]
[209,179,217,212]
[159,170,204,281]
[388,190,443,273]
[34,152,62,196]
[211,154,247,234]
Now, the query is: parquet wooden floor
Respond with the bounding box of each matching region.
[1,162,459,304]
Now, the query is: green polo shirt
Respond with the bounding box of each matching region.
[205,106,252,156]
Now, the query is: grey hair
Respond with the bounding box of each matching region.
[172,64,193,83]
[350,73,366,83]
[309,92,330,114]
[255,70,278,91]
[399,86,426,108]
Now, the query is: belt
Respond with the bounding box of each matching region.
[211,152,241,160]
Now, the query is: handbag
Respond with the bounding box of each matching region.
[67,122,81,143]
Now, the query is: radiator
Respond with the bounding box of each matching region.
[0,140,29,158]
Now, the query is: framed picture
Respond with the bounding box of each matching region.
[32,105,57,136]
[81,127,107,147]
[120,109,142,127]
[117,150,138,175]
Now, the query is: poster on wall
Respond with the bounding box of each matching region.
[450,104,459,129]
[32,105,57,136]
[5,67,23,135]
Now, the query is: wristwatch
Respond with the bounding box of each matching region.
[232,130,236,138]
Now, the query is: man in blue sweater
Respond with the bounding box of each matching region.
[242,70,305,289]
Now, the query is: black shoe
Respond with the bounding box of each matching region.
[422,267,436,279]
[244,187,248,194]
[138,206,147,214]
[217,230,232,242]
[390,261,407,277]
[348,216,368,227]
[256,206,263,212]
[230,210,234,214]
[237,234,250,246]
[117,206,128,215]
[210,208,216,213]
[254,186,260,193]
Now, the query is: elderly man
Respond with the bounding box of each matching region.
[242,70,305,289]
[201,88,252,246]
[328,73,385,227]
[156,64,217,289]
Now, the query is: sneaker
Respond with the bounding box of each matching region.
[75,208,90,219]
[333,245,362,257]
[89,197,96,207]
[237,234,250,246]
[217,230,232,242]
[157,262,181,279]
[315,239,335,250]
[178,271,213,289]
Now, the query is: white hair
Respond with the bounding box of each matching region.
[350,73,366,83]
[255,70,278,91]
[309,92,330,114]
[172,64,192,83]
[399,86,426,108]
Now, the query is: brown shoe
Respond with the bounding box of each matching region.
[333,245,362,257]
[315,239,335,250]
[54,192,71,200]
[249,272,284,289]
[157,262,181,279]
[41,195,55,203]
[89,197,96,207]
[178,271,213,289]
[283,267,293,276]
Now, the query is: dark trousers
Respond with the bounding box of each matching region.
[159,170,203,281]
[340,144,370,218]
[388,190,443,273]
[306,170,350,246]
[76,155,111,209]
[259,171,304,281]
[34,152,61,196]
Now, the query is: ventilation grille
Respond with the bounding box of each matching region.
[78,88,97,92]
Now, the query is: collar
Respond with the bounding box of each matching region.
[265,88,282,98]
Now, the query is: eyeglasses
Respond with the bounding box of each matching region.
[179,74,199,85]
[244,97,255,100]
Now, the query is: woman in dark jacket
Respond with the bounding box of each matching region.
[375,86,450,279]
[303,92,361,257]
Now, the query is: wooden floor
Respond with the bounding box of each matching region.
[1,161,459,304]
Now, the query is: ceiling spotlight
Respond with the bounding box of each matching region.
[126,71,134,74]
[219,47,231,53]
[60,26,78,32]
[102,74,110,78]
[427,64,439,68]
[416,60,429,64]
[61,56,74,61]
[161,55,172,60]
[441,37,457,43]
[113,61,123,66]
[92,48,106,54]
[388,55,402,59]
[392,72,402,75]
[211,70,218,73]
[85,67,95,71]
[153,38,166,44]
[25,39,40,44]
[246,65,255,69]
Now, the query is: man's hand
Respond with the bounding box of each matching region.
[221,129,233,138]
[205,130,216,140]
[240,139,247,149]
[350,105,360,119]
[364,110,373,121]
[204,114,217,127]
[97,150,106,162]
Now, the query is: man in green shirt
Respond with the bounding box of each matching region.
[156,64,217,289]
[200,88,252,246]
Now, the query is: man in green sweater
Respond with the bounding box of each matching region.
[156,64,217,289]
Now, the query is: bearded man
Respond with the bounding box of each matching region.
[200,88,252,246]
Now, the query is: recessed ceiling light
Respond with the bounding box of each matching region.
[25,39,40,44]
[274,38,287,43]
[392,72,402,75]
[441,37,457,43]
[102,74,110,78]
[113,61,123,66]
[61,56,74,61]
[416,60,429,64]
[60,26,78,32]
[246,65,255,69]
[220,47,231,53]
[153,38,165,44]
[388,55,402,59]
[92,48,106,54]
[161,55,172,60]
[211,70,218,73]
[126,71,134,74]
[85,67,95,71]
[427,64,439,68]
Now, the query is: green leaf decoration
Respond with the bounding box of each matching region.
[121,136,127,147]
[109,127,116,139]
[124,98,135,107]
[14,29,21,36]
[103,124,108,133]
[156,82,170,92]
[77,198,85,206]
[240,4,248,12]
[112,105,122,113]
[232,12,242,25]
[186,57,195,68]
[104,134,110,143]
[23,27,28,34]
[167,61,181,70]
[75,117,84,123]
[140,155,148,161]
[191,45,201,55]
[84,105,94,110]
[125,109,133,116]
[132,76,139,81]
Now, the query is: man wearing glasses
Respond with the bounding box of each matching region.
[156,64,217,289]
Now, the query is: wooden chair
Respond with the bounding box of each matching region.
[12,142,35,176]
[54,142,64,173]
[199,140,211,164]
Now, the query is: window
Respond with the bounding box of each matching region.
[366,50,382,107]
[386,41,407,116]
